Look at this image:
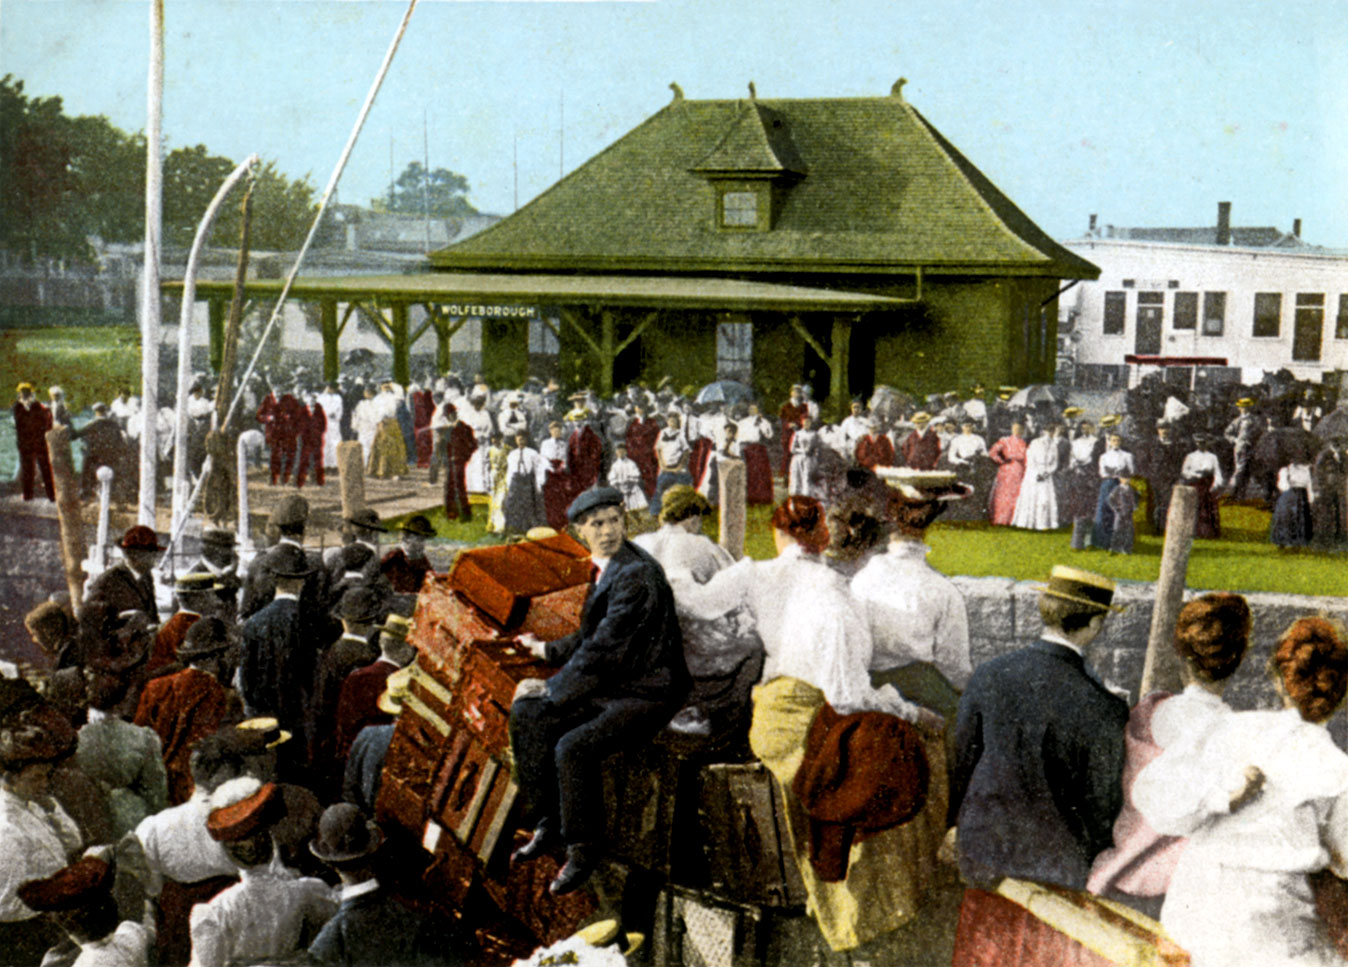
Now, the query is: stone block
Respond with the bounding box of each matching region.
[952,576,1016,641]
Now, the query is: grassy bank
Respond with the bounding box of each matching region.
[391,500,1346,598]
[1,326,141,413]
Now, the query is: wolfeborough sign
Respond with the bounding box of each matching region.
[440,304,539,318]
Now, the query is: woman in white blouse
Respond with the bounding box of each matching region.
[1093,432,1135,550]
[787,415,823,499]
[1135,617,1348,967]
[668,496,939,951]
[1010,426,1060,530]
[1180,434,1224,539]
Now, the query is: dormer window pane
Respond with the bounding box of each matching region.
[721,191,759,227]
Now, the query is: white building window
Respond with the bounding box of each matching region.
[716,319,753,382]
[1202,292,1226,336]
[721,191,759,228]
[529,317,560,354]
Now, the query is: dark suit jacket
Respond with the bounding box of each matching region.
[308,886,437,967]
[343,723,394,814]
[543,540,689,708]
[86,562,159,622]
[239,541,329,622]
[240,597,318,737]
[950,639,1128,890]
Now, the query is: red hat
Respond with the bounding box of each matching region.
[207,781,283,842]
[16,857,112,912]
[118,525,164,551]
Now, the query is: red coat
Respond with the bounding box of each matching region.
[779,401,805,467]
[149,611,201,673]
[381,548,432,594]
[334,659,397,761]
[134,667,232,805]
[855,434,895,471]
[301,402,326,448]
[902,429,941,470]
[568,425,604,494]
[13,400,52,451]
[412,390,436,467]
[625,419,661,496]
[276,394,306,442]
[256,393,279,443]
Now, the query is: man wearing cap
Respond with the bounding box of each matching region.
[510,486,688,895]
[240,495,327,623]
[190,779,336,967]
[901,412,941,471]
[332,615,414,764]
[307,803,440,967]
[85,526,163,623]
[379,515,435,595]
[950,566,1128,890]
[12,382,55,502]
[17,856,149,967]
[134,617,238,806]
[240,546,325,771]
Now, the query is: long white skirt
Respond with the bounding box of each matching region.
[1010,474,1058,530]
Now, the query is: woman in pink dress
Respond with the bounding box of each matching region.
[986,422,1028,525]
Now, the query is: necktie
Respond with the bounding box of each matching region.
[588,563,600,586]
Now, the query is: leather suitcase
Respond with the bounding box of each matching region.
[446,534,591,627]
[698,763,807,908]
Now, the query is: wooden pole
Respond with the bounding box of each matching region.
[93,467,114,574]
[236,429,264,555]
[717,456,747,561]
[216,185,253,431]
[1139,484,1198,696]
[321,299,340,383]
[137,0,164,528]
[45,427,87,609]
[337,440,367,521]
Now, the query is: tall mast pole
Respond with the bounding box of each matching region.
[137,0,164,528]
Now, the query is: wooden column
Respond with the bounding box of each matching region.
[435,313,452,374]
[1139,485,1198,696]
[599,310,617,397]
[829,316,853,422]
[390,302,410,386]
[45,427,88,609]
[717,457,747,561]
[320,299,340,383]
[207,298,226,373]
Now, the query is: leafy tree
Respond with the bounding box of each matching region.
[373,161,477,217]
[0,75,87,262]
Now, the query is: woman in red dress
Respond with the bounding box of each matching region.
[987,422,1029,525]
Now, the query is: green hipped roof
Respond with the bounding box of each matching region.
[431,93,1098,280]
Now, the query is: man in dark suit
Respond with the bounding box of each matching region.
[240,545,323,777]
[509,486,689,895]
[949,565,1128,891]
[85,525,163,622]
[240,495,328,624]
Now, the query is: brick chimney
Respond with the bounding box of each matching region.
[1216,201,1231,246]
[1293,218,1302,238]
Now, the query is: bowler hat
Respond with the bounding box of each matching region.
[1035,565,1126,613]
[207,780,283,842]
[202,528,237,548]
[269,544,315,578]
[270,494,310,529]
[567,486,624,524]
[177,616,232,662]
[309,803,385,865]
[16,858,112,913]
[344,508,385,533]
[118,525,164,551]
[399,514,435,538]
[335,587,384,624]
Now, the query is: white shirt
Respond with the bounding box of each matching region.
[72,921,151,967]
[186,395,214,419]
[316,391,343,424]
[851,540,973,688]
[633,525,733,585]
[188,864,337,967]
[539,437,568,469]
[506,446,546,488]
[736,415,773,444]
[947,433,988,466]
[670,544,918,719]
[656,430,690,470]
[1278,463,1314,501]
[135,789,237,889]
[607,457,644,492]
[839,415,870,449]
[1069,436,1098,471]
[1098,448,1135,479]
[0,786,82,921]
[1180,450,1224,488]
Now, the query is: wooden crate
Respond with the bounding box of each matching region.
[698,763,807,908]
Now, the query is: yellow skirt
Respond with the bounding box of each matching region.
[367,418,408,478]
[748,676,948,952]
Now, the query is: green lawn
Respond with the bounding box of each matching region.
[392,500,1347,598]
[0,326,141,414]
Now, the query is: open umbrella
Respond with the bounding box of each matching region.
[1007,384,1065,409]
[695,380,754,407]
[868,385,915,424]
[1313,406,1348,441]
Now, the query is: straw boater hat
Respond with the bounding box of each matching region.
[174,572,226,595]
[377,614,412,641]
[377,666,414,716]
[1099,414,1123,430]
[1062,406,1084,420]
[16,382,34,394]
[525,526,559,541]
[1034,565,1126,613]
[876,467,972,502]
[1235,397,1255,408]
[910,411,932,426]
[235,717,292,749]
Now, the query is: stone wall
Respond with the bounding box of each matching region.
[952,575,1348,744]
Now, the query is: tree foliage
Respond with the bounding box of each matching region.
[1,74,320,263]
[373,161,477,217]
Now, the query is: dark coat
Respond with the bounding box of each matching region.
[343,723,394,814]
[543,540,689,708]
[334,660,397,762]
[950,639,1128,891]
[133,666,234,805]
[86,562,159,622]
[239,541,329,623]
[308,886,439,967]
[240,597,319,739]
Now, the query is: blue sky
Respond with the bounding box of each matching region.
[3,0,1345,244]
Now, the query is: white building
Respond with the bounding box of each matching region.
[1058,205,1348,391]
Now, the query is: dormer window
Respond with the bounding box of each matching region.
[720,191,760,228]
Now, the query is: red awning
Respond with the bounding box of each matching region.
[1124,355,1228,367]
